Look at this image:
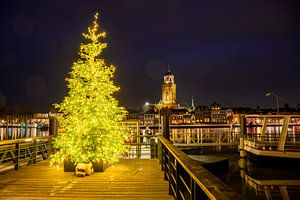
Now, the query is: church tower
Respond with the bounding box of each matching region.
[161,65,177,108]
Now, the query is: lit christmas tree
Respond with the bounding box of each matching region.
[50,13,128,167]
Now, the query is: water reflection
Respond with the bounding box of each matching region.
[0,123,49,140]
[182,139,300,199]
[239,157,300,200]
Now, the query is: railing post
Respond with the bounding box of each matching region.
[164,147,168,180]
[158,138,162,164]
[161,108,170,141]
[6,116,9,140]
[278,116,290,151]
[14,141,20,170]
[190,178,195,200]
[150,138,155,158]
[49,118,58,137]
[175,160,179,200]
[167,151,172,195]
[239,115,247,158]
[47,136,52,158]
[33,139,37,164]
[155,141,157,158]
[137,136,141,158]
[261,117,268,140]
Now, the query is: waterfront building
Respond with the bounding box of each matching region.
[122,120,140,144]
[137,67,234,130]
[143,109,157,126]
[160,66,178,109]
[133,66,236,143]
[194,105,211,123]
[210,102,223,123]
[170,108,190,124]
[126,110,140,121]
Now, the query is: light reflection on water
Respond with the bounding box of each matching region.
[0,126,48,140]
[181,126,300,200]
[183,146,300,200]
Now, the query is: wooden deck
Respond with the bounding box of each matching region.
[0,159,174,200]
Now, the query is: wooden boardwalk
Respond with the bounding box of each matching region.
[0,159,174,200]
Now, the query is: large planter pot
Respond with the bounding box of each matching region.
[63,158,109,172]
[64,157,76,172]
[93,160,109,172]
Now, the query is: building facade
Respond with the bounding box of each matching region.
[161,66,177,109]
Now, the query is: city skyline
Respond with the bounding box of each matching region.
[0,1,299,112]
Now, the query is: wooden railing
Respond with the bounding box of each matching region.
[245,133,300,151]
[124,135,158,159]
[170,131,239,147]
[0,136,53,171]
[240,115,300,154]
[158,135,241,200]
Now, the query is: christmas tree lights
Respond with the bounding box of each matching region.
[50,13,129,167]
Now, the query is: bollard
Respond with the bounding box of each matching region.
[239,115,247,158]
[14,141,20,170]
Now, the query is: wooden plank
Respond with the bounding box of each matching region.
[0,159,174,200]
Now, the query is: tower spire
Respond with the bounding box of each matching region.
[192,96,195,109]
[162,64,177,108]
[168,64,171,73]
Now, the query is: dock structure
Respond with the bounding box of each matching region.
[244,173,300,199]
[0,135,242,200]
[0,119,245,200]
[0,159,173,200]
[240,115,300,159]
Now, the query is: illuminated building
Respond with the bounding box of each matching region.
[138,67,233,129]
[194,105,211,123]
[161,66,178,109]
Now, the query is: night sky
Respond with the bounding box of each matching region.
[0,0,299,112]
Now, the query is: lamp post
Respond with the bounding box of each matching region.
[265,92,279,115]
[145,102,162,134]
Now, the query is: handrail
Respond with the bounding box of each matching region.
[245,114,300,118]
[0,136,51,145]
[158,135,241,200]
[0,136,53,171]
[123,135,158,159]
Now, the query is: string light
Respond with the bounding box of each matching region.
[50,13,129,167]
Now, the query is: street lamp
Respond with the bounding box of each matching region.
[145,102,151,106]
[265,92,279,115]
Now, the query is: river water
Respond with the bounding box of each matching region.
[0,125,49,140]
[181,126,300,200]
[183,145,300,200]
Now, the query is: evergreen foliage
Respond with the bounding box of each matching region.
[50,13,128,166]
